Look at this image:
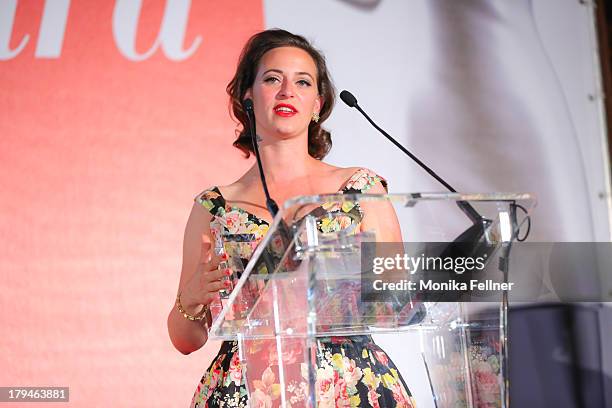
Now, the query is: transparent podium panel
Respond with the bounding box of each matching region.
[208,193,535,408]
[418,303,505,407]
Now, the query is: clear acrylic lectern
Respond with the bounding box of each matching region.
[208,192,535,408]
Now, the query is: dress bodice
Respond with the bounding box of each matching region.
[195,167,387,259]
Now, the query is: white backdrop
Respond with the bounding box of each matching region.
[264,0,610,241]
[264,0,610,405]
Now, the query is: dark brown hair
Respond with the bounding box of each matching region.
[227,29,335,160]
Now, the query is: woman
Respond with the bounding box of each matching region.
[167,29,417,408]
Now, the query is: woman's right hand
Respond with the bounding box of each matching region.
[179,234,231,315]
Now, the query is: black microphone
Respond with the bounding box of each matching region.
[340,89,486,226]
[340,90,498,300]
[243,99,280,218]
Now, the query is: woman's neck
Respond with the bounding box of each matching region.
[253,136,320,184]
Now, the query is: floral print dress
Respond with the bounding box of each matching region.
[190,168,417,408]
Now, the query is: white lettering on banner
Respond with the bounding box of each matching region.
[112,0,202,61]
[36,0,70,58]
[1,0,70,60]
[0,0,201,61]
[0,0,29,60]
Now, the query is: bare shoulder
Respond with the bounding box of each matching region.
[314,164,385,191]
[319,164,362,182]
[190,190,215,228]
[338,166,388,193]
[329,165,383,181]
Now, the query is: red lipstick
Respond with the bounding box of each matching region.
[273,103,298,117]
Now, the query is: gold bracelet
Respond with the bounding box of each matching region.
[176,292,208,322]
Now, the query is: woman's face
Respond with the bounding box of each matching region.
[246,46,322,142]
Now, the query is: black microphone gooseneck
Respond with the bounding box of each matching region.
[341,89,500,305]
[339,90,484,225]
[242,99,297,274]
[243,98,280,218]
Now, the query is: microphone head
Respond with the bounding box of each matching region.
[340,90,358,108]
[243,98,254,112]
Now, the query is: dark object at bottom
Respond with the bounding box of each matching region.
[509,303,612,407]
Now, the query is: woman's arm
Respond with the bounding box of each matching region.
[167,202,222,355]
[359,179,403,242]
[358,178,426,323]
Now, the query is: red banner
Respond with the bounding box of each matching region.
[1,1,262,405]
